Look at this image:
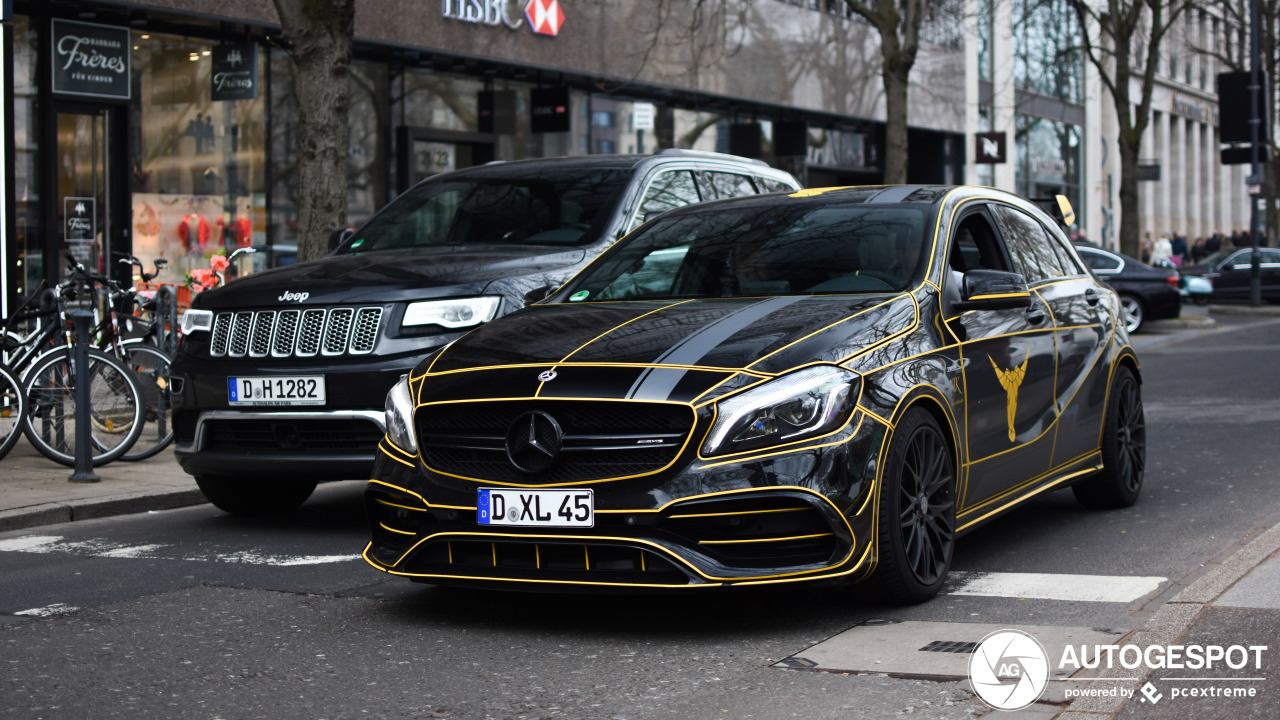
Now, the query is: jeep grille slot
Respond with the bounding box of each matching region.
[228,312,253,357]
[209,307,383,358]
[210,314,233,356]
[249,311,275,357]
[350,308,383,354]
[272,310,300,357]
[322,308,354,356]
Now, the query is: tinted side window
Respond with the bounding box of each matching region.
[754,177,796,194]
[699,171,759,199]
[1079,249,1122,273]
[950,211,1009,273]
[636,170,702,225]
[993,205,1066,282]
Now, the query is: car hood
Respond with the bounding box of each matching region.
[419,294,916,405]
[194,245,586,308]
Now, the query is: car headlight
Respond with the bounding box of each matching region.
[180,308,213,334]
[402,297,501,330]
[385,375,417,453]
[702,366,860,456]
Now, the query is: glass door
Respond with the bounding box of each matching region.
[55,105,128,279]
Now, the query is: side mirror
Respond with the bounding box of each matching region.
[523,284,558,305]
[953,269,1032,312]
[329,227,355,252]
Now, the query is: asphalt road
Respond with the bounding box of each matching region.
[3,315,1280,720]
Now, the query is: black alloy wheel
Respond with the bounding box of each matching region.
[1073,366,1145,508]
[872,408,956,603]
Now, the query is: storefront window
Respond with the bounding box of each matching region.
[1013,0,1081,103]
[1015,115,1082,220]
[130,32,267,283]
[13,16,41,298]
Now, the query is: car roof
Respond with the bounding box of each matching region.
[443,151,783,178]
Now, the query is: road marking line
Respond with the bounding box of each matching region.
[0,535,359,566]
[15,603,79,617]
[948,572,1165,603]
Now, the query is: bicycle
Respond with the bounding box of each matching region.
[3,258,148,466]
[0,360,26,461]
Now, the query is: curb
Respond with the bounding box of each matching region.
[1150,315,1215,330]
[1209,304,1280,317]
[1057,522,1280,717]
[0,488,208,533]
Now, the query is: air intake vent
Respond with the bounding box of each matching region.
[209,307,383,358]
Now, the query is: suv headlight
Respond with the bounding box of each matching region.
[402,297,501,330]
[180,308,213,334]
[702,366,860,456]
[385,375,417,453]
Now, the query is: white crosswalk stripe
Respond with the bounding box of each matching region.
[0,534,360,567]
[947,571,1166,603]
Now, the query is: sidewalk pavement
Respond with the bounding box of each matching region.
[0,436,206,532]
[1058,521,1280,719]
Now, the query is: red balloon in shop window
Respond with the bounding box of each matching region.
[215,216,254,247]
[177,214,211,252]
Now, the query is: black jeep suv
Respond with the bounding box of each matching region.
[170,151,800,514]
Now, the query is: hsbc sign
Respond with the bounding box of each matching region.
[443,0,565,36]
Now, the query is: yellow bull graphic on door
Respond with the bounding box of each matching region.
[990,353,1029,442]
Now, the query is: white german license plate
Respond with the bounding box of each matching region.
[228,376,325,406]
[477,488,594,528]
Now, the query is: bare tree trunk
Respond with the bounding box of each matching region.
[272,0,354,263]
[1117,132,1142,258]
[882,63,910,184]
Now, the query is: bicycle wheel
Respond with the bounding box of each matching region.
[117,341,175,461]
[22,347,145,466]
[0,362,25,461]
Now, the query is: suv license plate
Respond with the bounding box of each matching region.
[228,376,325,406]
[478,488,594,528]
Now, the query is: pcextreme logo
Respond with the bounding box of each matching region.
[990,353,1029,442]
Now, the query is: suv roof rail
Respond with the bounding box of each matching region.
[656,148,770,168]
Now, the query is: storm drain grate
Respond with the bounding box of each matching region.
[919,640,979,654]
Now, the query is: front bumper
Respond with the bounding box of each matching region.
[169,348,428,480]
[364,412,889,590]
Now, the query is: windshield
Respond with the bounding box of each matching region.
[338,167,631,253]
[564,202,927,302]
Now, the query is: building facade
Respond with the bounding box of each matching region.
[965,0,1252,252]
[1,0,970,315]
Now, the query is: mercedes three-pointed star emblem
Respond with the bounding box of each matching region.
[505,410,563,473]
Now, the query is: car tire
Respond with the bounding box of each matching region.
[870,407,956,604]
[1119,294,1145,333]
[195,473,318,516]
[1072,365,1145,509]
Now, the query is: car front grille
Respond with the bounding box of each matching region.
[415,400,696,484]
[209,307,383,358]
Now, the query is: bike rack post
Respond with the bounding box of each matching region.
[156,285,179,357]
[68,311,100,483]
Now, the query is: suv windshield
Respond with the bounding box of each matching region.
[338,167,632,253]
[565,202,927,301]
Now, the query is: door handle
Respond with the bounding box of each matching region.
[1026,308,1046,325]
[1084,288,1099,306]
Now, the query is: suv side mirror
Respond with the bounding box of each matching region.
[953,269,1032,311]
[523,284,558,305]
[329,227,355,252]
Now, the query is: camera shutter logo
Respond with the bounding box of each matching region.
[969,629,1050,710]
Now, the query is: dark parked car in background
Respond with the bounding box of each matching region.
[365,186,1144,602]
[1180,247,1280,303]
[1075,245,1181,333]
[171,151,800,515]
